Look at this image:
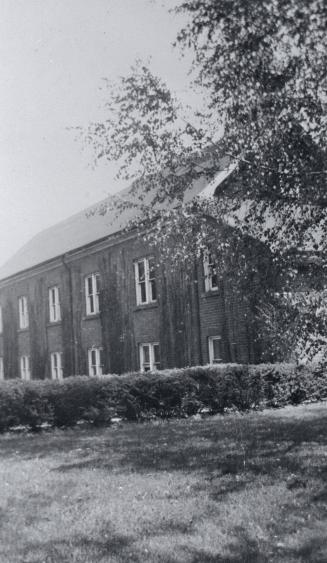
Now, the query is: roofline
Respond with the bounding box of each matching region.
[0,165,237,286]
[0,226,138,288]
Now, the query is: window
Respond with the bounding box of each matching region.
[18,296,29,329]
[50,352,63,380]
[139,343,160,372]
[20,355,31,380]
[0,357,3,380]
[85,273,100,315]
[208,336,222,364]
[49,286,61,322]
[134,257,157,305]
[203,252,219,292]
[0,305,3,333]
[88,347,103,376]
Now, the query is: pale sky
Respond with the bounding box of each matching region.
[0,0,193,266]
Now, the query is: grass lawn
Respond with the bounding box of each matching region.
[0,403,326,563]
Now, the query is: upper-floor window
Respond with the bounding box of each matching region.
[50,352,63,380]
[0,305,3,334]
[203,252,219,292]
[18,296,29,329]
[208,336,222,364]
[85,273,100,315]
[88,347,103,376]
[20,355,31,380]
[49,286,61,323]
[0,357,4,380]
[134,257,157,305]
[139,342,160,372]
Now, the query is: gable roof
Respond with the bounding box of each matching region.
[0,185,138,281]
[0,164,234,281]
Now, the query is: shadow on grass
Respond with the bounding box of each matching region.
[16,532,327,563]
[187,534,327,563]
[13,515,272,563]
[50,407,327,486]
[20,531,140,563]
[13,525,281,563]
[16,536,257,563]
[186,532,266,563]
[1,405,326,563]
[1,405,326,485]
[313,488,327,503]
[289,536,327,563]
[29,525,322,563]
[9,517,327,563]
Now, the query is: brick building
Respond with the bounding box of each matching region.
[0,174,261,380]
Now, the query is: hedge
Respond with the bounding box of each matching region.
[0,362,326,432]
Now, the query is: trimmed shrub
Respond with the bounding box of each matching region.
[249,362,326,407]
[19,382,54,430]
[0,381,25,432]
[0,362,325,432]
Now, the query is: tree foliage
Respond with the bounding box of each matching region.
[84,0,327,362]
[175,0,327,253]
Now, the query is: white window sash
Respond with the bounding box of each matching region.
[85,274,100,315]
[20,356,31,380]
[153,343,160,369]
[147,258,157,302]
[139,343,160,372]
[51,352,63,380]
[203,253,218,292]
[57,354,62,379]
[85,277,92,315]
[208,336,222,364]
[49,287,61,322]
[140,344,150,371]
[19,298,23,324]
[88,348,103,376]
[134,260,145,305]
[51,353,56,378]
[19,297,29,329]
[134,258,157,305]
[203,253,210,292]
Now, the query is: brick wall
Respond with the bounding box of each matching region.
[0,231,262,379]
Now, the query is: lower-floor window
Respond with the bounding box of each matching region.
[50,352,63,380]
[20,355,31,380]
[139,343,160,372]
[0,357,3,380]
[208,336,222,364]
[88,347,103,376]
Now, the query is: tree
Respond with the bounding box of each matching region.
[83,0,327,362]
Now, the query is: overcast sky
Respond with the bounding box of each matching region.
[0,0,193,266]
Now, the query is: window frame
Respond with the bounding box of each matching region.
[85,273,100,316]
[134,257,157,306]
[208,336,223,364]
[49,286,61,323]
[20,355,31,380]
[18,296,29,329]
[0,357,3,380]
[50,352,63,380]
[139,342,160,372]
[88,347,103,376]
[203,252,219,292]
